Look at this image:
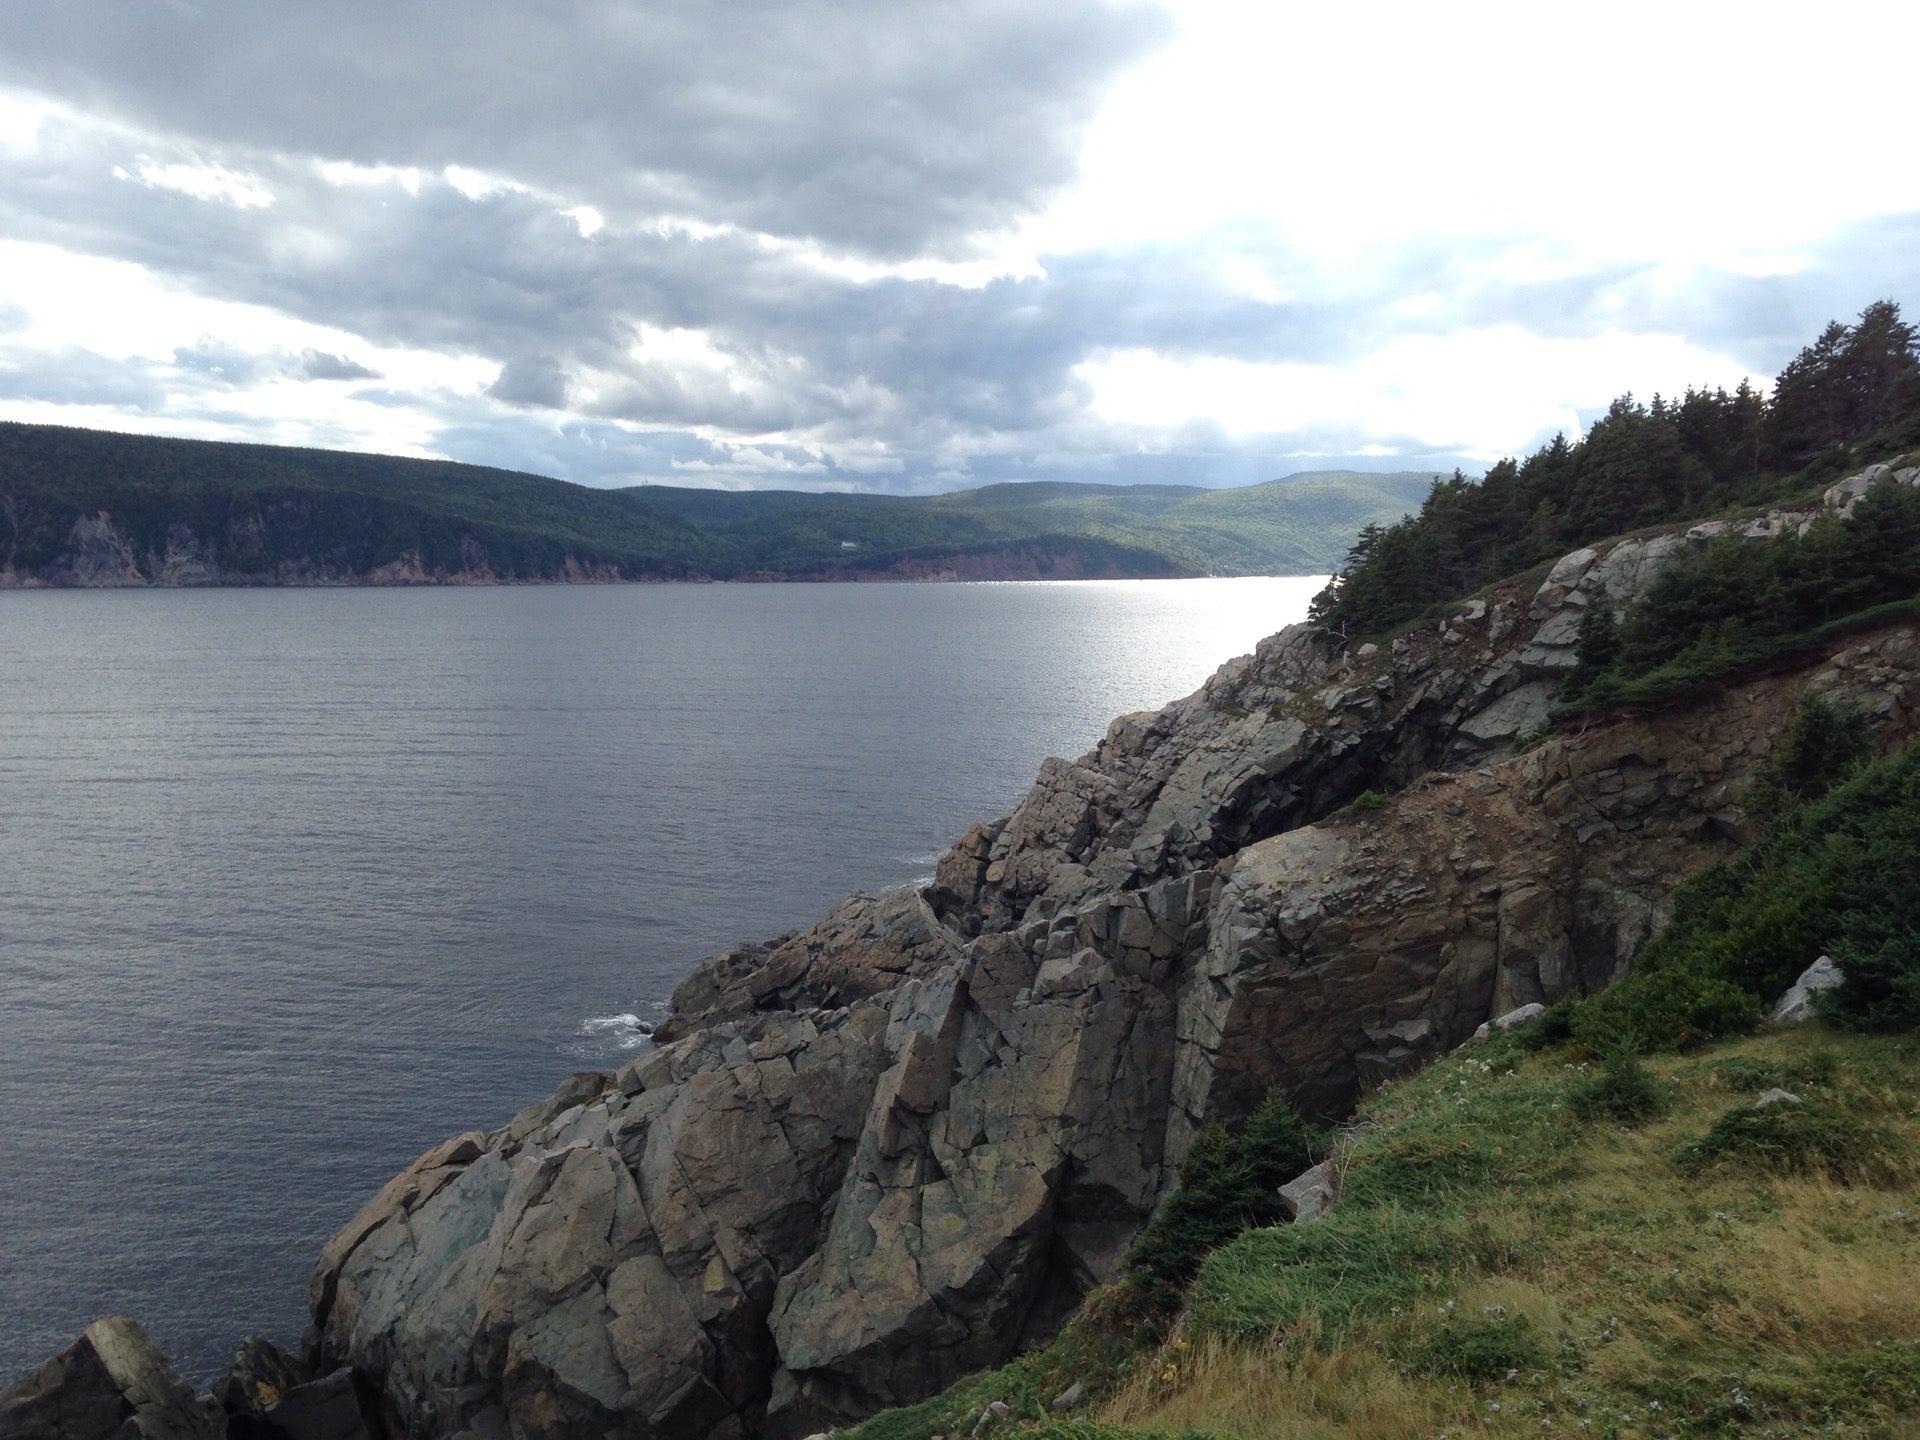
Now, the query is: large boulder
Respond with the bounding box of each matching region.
[0,1319,217,1440]
[1771,955,1844,1023]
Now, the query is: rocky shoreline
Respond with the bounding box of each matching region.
[0,517,1194,589]
[7,462,1919,1440]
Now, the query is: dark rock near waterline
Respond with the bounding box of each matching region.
[212,1337,308,1422]
[0,1318,217,1440]
[250,1370,379,1440]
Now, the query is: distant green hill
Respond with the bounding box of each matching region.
[0,421,1437,585]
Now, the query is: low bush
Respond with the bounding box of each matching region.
[1675,1095,1906,1185]
[1507,998,1576,1050]
[1569,1044,1667,1125]
[1126,1096,1325,1291]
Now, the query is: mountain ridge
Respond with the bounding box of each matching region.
[0,421,1437,586]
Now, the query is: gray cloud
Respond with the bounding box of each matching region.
[0,346,166,410]
[296,349,381,382]
[488,356,570,409]
[0,1,1169,259]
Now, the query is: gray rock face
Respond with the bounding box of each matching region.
[1771,955,1844,1023]
[0,1319,217,1440]
[300,467,1920,1440]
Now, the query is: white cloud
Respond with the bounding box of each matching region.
[1079,326,1759,458]
[121,155,274,208]
[0,240,490,389]
[316,158,423,194]
[1022,0,1920,273]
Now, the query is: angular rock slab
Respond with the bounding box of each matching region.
[0,1318,216,1440]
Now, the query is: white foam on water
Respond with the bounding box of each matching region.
[578,1012,654,1053]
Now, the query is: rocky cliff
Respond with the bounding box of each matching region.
[293,467,1920,1440]
[10,462,1919,1440]
[0,510,640,588]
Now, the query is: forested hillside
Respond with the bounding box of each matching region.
[1312,301,1920,641]
[0,422,1432,585]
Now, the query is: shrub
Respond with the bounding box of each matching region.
[1508,998,1576,1050]
[1833,932,1920,1032]
[1571,739,1920,1048]
[1744,693,1877,817]
[1675,1096,1906,1185]
[1393,1311,1545,1385]
[1126,1096,1325,1290]
[1343,789,1388,814]
[1569,1043,1667,1125]
[1569,602,1621,689]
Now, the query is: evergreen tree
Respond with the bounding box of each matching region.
[1309,301,1920,645]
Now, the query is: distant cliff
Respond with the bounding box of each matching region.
[0,423,1436,587]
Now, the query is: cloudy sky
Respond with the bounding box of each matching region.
[2,1,1917,494]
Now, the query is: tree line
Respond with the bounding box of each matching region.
[1310,301,1920,642]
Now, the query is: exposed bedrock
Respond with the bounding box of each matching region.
[306,478,1920,1440]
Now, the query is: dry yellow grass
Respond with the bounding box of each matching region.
[1099,1333,1474,1440]
[1096,1031,1920,1440]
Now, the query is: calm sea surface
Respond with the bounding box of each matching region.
[0,577,1321,1382]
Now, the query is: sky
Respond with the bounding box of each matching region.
[2,0,1918,495]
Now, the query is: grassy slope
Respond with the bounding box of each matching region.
[849,1025,1920,1440]
[0,422,1436,580]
